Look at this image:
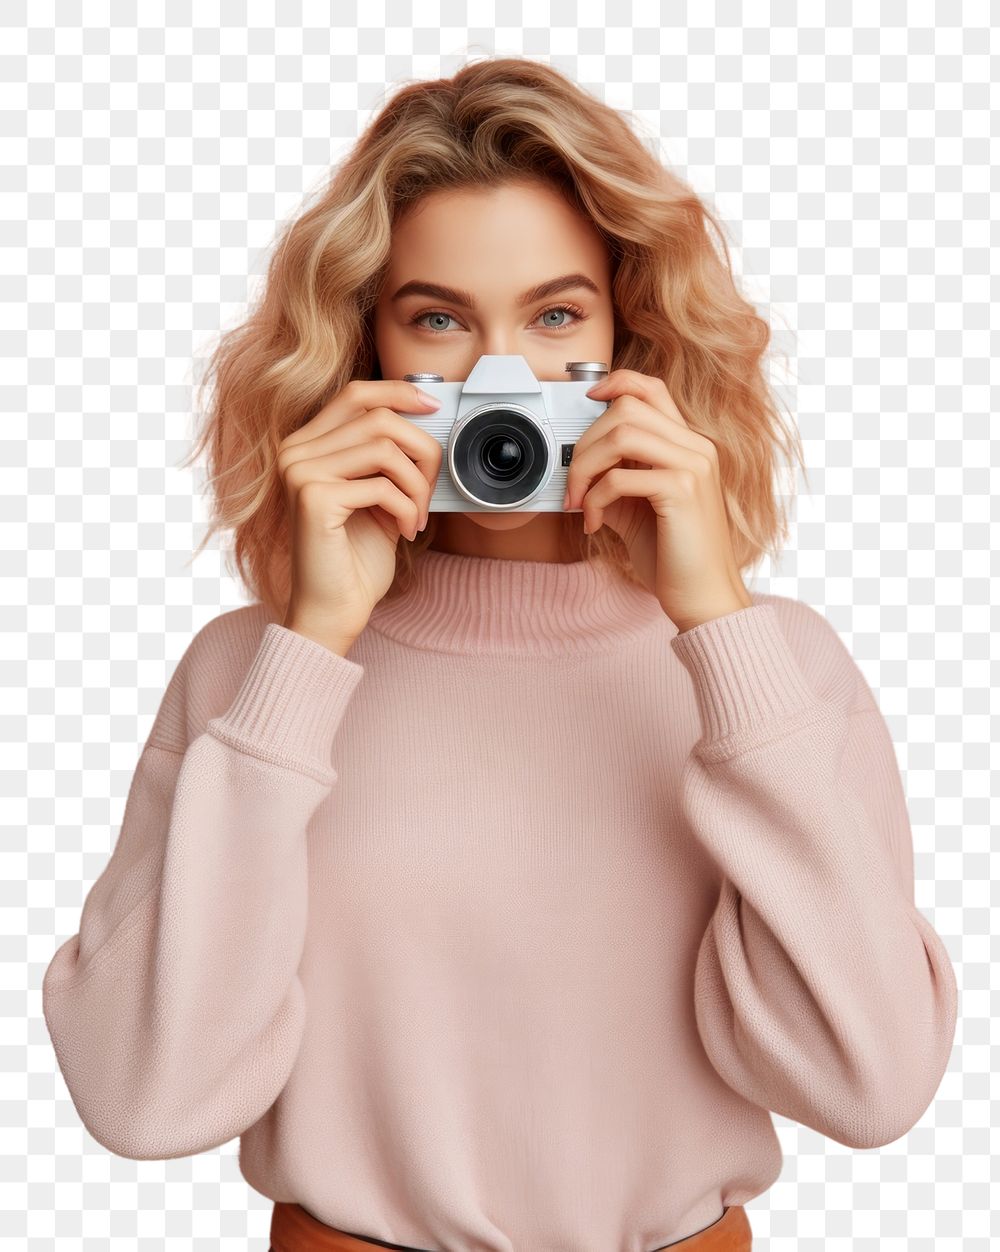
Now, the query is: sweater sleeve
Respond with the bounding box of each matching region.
[41,614,364,1160]
[669,596,958,1151]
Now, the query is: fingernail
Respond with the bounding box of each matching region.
[562,490,570,509]
[417,389,440,407]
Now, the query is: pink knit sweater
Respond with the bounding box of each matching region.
[42,549,957,1251]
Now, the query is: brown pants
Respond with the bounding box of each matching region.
[269,1201,752,1250]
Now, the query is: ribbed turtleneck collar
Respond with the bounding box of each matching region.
[365,547,672,657]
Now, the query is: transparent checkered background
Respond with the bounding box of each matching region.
[8,4,992,1251]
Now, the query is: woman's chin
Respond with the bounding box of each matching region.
[460,510,541,531]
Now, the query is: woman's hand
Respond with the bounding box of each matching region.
[277,380,442,651]
[564,369,754,634]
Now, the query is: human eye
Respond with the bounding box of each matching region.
[534,302,588,332]
[408,302,589,335]
[408,309,463,333]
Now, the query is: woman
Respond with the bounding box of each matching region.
[42,57,957,1252]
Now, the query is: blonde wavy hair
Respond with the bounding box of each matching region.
[182,56,806,620]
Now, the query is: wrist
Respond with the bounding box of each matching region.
[673,596,754,634]
[281,617,358,657]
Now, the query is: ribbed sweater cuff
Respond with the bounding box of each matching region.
[207,622,364,782]
[669,603,818,753]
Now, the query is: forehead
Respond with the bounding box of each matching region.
[385,181,610,287]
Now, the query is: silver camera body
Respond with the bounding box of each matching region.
[399,354,609,512]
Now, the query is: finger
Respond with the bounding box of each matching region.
[282,379,441,451]
[280,406,444,494]
[301,476,424,542]
[566,424,668,511]
[567,407,708,508]
[582,466,684,534]
[284,436,434,525]
[585,370,689,429]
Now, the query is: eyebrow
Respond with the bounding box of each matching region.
[390,272,602,309]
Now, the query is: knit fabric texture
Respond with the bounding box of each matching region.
[43,547,958,1251]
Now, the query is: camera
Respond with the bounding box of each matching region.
[398,354,609,512]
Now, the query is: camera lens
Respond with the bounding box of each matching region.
[482,433,524,479]
[450,404,550,506]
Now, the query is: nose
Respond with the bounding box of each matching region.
[478,329,523,357]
